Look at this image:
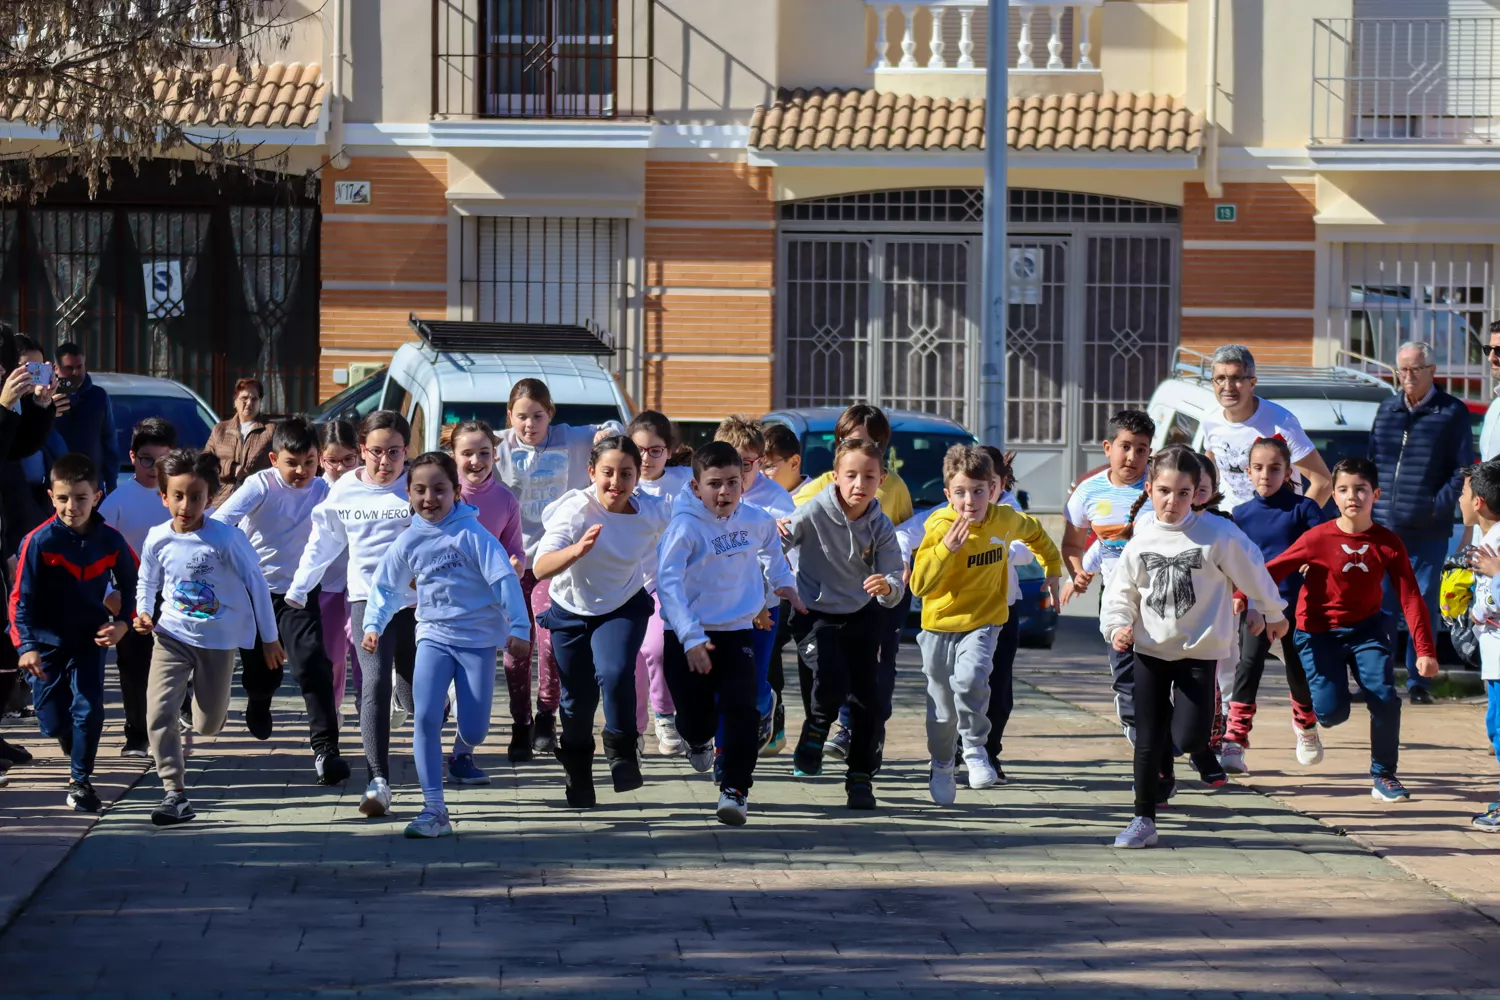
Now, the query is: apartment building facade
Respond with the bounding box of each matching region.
[4,0,1497,510]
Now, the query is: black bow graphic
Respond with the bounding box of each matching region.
[1141,550,1204,618]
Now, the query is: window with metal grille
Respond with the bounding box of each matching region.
[1334,242,1495,400]
[779,188,1179,226]
[459,215,628,344]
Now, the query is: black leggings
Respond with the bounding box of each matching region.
[1133,653,1216,819]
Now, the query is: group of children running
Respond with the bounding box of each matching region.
[6,378,1495,847]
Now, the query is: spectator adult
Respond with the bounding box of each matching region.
[204,376,274,508]
[1200,343,1333,510]
[52,341,119,493]
[1479,320,1500,461]
[3,336,68,547]
[1368,340,1474,704]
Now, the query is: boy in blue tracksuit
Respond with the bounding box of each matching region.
[9,453,137,812]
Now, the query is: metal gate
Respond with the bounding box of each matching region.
[777,189,1180,511]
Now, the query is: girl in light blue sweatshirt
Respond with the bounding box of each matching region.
[362,452,532,839]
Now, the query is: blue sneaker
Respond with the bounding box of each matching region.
[447,754,491,786]
[1371,775,1411,803]
[824,727,852,761]
[404,806,453,839]
[712,749,724,784]
[1472,805,1500,833]
[756,689,778,753]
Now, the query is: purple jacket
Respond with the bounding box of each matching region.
[460,474,525,571]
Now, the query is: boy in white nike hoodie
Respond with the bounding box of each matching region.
[655,441,803,826]
[362,452,531,839]
[287,410,415,819]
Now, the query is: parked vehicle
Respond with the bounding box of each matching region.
[1014,559,1059,648]
[91,372,219,476]
[308,366,386,427]
[379,317,632,452]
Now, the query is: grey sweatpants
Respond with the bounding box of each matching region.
[147,632,235,792]
[917,626,999,762]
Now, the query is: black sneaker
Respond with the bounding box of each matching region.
[532,711,558,755]
[151,790,196,826]
[0,739,34,765]
[66,779,101,813]
[991,758,1008,785]
[792,738,824,777]
[508,721,535,762]
[245,699,273,741]
[845,777,877,811]
[1192,750,1228,790]
[315,753,351,786]
[121,738,151,759]
[1409,687,1434,706]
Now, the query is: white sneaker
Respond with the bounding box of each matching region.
[390,703,408,731]
[1294,723,1324,766]
[655,715,685,756]
[929,762,958,805]
[358,777,392,818]
[1113,815,1159,849]
[715,788,748,826]
[962,747,998,789]
[1219,740,1248,775]
[687,742,714,774]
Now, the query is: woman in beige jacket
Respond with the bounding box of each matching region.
[205,377,275,508]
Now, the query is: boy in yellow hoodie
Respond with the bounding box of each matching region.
[911,445,1061,805]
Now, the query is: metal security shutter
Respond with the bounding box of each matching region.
[471,216,626,338]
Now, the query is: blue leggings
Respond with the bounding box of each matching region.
[413,639,496,809]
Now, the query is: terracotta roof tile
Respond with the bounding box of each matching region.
[2,62,327,130]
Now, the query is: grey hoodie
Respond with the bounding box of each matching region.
[785,483,905,614]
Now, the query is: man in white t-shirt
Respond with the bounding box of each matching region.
[1479,321,1500,461]
[1200,344,1332,511]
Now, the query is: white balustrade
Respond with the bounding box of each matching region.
[867,1,1102,74]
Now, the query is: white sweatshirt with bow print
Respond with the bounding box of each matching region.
[1099,511,1286,662]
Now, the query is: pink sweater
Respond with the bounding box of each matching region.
[461,474,526,569]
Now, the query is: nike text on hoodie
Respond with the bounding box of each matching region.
[212,468,330,594]
[287,469,414,607]
[537,487,671,617]
[1099,511,1287,663]
[136,518,280,650]
[782,482,905,614]
[362,502,531,648]
[655,490,795,651]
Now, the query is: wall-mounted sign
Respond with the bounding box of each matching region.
[1007,246,1044,305]
[1215,204,1237,223]
[142,260,183,319]
[334,180,372,205]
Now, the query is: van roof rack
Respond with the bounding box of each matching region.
[1173,346,1397,391]
[408,315,615,356]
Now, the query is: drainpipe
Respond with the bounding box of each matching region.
[1204,0,1222,198]
[328,0,349,169]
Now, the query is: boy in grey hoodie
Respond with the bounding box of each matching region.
[781,439,905,810]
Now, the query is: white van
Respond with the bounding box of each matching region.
[1145,348,1397,472]
[379,317,632,451]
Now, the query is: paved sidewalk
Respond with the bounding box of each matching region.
[0,631,1498,997]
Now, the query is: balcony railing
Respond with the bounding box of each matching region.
[1312,17,1500,144]
[865,1,1102,74]
[432,0,653,120]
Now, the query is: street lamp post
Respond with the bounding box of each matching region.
[978,0,1009,449]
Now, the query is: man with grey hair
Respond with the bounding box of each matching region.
[1368,339,1474,703]
[1201,343,1332,510]
[1479,320,1500,460]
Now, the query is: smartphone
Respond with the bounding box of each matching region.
[25,361,52,385]
[55,375,81,394]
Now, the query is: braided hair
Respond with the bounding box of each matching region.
[1121,445,1206,539]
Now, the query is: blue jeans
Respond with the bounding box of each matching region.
[28,644,107,782]
[540,588,652,747]
[1486,680,1500,790]
[1381,533,1448,691]
[1293,613,1402,778]
[412,639,495,810]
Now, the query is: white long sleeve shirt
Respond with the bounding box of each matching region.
[1471,521,1500,682]
[287,469,414,607]
[98,476,169,556]
[136,519,279,650]
[655,491,795,651]
[212,469,329,594]
[497,420,625,561]
[537,487,670,617]
[1099,512,1286,662]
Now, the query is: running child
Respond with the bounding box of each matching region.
[911,446,1061,805]
[628,410,692,756]
[449,418,526,774]
[315,420,360,713]
[762,423,807,495]
[533,435,669,807]
[1227,436,1326,773]
[1466,460,1500,832]
[1265,457,1439,803]
[496,377,623,755]
[759,421,805,752]
[213,417,347,785]
[288,410,416,819]
[361,451,530,838]
[655,440,804,825]
[135,449,283,826]
[782,438,906,810]
[98,417,177,758]
[1100,445,1288,848]
[11,453,137,812]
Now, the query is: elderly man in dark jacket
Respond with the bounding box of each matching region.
[1368,340,1474,702]
[52,341,118,493]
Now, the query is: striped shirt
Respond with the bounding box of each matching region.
[1064,469,1145,586]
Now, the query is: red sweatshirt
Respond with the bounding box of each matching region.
[1263,520,1436,658]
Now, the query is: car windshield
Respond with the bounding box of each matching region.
[308,368,386,422]
[1302,429,1371,471]
[800,429,976,509]
[441,402,623,431]
[110,394,216,471]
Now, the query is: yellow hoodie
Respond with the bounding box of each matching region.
[911,504,1062,631]
[794,469,914,526]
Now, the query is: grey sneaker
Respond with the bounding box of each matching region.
[403,805,453,839]
[1218,739,1248,775]
[151,790,196,826]
[1112,815,1158,849]
[687,741,714,774]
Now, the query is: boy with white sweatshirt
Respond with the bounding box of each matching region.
[135,449,283,826]
[287,410,416,819]
[655,441,803,826]
[213,417,345,784]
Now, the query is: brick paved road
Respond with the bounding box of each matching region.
[2,622,1499,998]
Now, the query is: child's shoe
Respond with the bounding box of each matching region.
[760,728,786,757]
[359,777,393,817]
[793,722,826,777]
[756,691,779,753]
[1372,775,1411,803]
[929,762,958,805]
[687,741,714,774]
[716,787,748,826]
[245,698,273,741]
[0,738,32,765]
[151,790,195,826]
[654,714,684,756]
[1112,816,1158,849]
[1191,749,1227,789]
[315,752,351,786]
[559,740,597,808]
[1218,740,1248,775]
[603,732,643,793]
[1294,723,1325,766]
[824,726,852,760]
[447,753,491,786]
[845,774,877,810]
[66,778,100,813]
[404,805,453,839]
[508,722,535,762]
[1471,804,1500,833]
[962,747,999,789]
[532,711,558,755]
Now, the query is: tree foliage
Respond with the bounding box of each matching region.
[0,0,313,201]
